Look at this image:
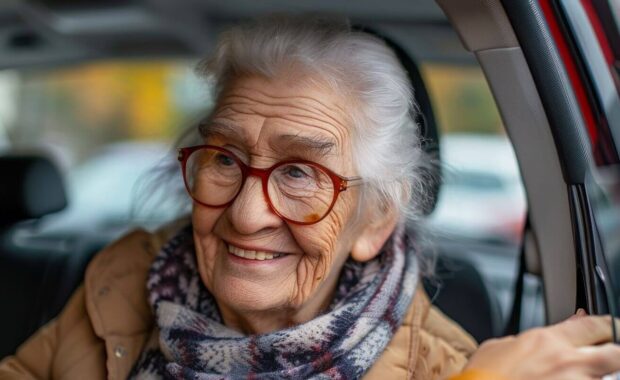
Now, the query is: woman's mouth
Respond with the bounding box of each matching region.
[227,244,286,261]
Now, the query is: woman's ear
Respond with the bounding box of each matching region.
[350,209,399,262]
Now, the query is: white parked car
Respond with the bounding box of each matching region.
[428,134,527,245]
[39,141,185,234]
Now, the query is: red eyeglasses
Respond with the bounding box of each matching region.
[178,145,363,225]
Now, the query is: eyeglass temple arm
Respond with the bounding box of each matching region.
[340,176,364,191]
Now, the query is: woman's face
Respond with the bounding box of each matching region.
[192,73,390,332]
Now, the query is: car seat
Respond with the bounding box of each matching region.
[0,153,105,358]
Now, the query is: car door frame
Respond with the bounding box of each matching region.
[436,0,618,325]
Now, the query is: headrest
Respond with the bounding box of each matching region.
[354,26,442,215]
[0,153,68,226]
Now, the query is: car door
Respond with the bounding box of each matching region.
[504,0,620,324]
[437,0,620,330]
[542,0,620,324]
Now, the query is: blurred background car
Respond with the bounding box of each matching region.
[429,134,526,245]
[38,141,183,234]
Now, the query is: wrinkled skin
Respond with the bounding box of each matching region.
[192,73,397,334]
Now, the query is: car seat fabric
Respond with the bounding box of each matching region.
[423,253,502,342]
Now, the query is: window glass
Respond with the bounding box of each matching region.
[0,60,208,233]
[421,63,543,329]
[558,0,620,164]
[583,1,620,319]
[421,63,526,245]
[587,166,620,320]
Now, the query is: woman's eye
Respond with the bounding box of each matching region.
[285,165,310,179]
[216,154,235,166]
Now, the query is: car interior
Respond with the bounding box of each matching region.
[1,0,619,362]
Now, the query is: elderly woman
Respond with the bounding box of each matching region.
[2,15,620,380]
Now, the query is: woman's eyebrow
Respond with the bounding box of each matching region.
[200,121,337,155]
[199,121,248,143]
[275,133,337,155]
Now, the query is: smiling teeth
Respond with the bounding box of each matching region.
[228,245,283,260]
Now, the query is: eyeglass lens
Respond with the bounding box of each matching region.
[185,147,336,223]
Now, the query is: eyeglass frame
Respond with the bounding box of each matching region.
[178,144,364,225]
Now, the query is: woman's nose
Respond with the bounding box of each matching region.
[226,176,283,234]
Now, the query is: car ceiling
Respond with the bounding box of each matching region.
[0,0,473,69]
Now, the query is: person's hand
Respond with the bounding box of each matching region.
[463,310,620,380]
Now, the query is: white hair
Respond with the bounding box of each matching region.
[196,14,434,223]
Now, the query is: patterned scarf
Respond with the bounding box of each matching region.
[130,224,418,379]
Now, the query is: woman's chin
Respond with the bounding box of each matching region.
[211,275,291,316]
[195,236,312,320]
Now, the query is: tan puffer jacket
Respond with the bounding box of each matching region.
[0,226,477,380]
